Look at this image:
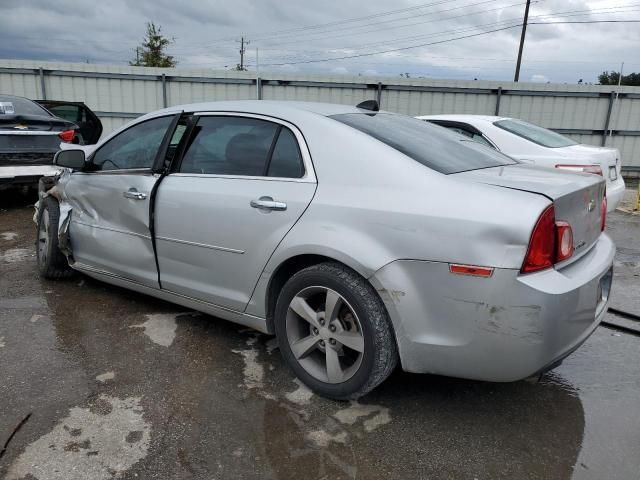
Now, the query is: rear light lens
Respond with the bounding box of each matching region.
[521,205,575,274]
[601,196,607,231]
[58,129,76,143]
[449,264,494,277]
[555,164,603,176]
[556,221,574,262]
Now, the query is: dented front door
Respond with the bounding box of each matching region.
[65,115,178,287]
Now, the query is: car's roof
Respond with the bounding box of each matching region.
[417,114,508,123]
[153,100,382,118]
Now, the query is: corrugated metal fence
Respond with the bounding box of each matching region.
[1,59,639,173]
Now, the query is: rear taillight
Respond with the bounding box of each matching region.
[555,164,603,176]
[601,196,607,231]
[521,205,575,274]
[58,129,76,143]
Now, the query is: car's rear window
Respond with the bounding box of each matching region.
[494,118,577,148]
[331,113,516,174]
[0,95,51,117]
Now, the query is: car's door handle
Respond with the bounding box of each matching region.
[123,188,147,200]
[250,196,287,211]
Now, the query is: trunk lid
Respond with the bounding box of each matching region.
[455,164,605,260]
[0,114,75,132]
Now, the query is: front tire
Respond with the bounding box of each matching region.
[274,262,398,400]
[36,196,74,279]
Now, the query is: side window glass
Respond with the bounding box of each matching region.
[180,116,278,176]
[91,116,174,171]
[267,128,304,178]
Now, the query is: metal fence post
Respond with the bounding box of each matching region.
[161,74,167,108]
[257,77,262,100]
[494,87,502,116]
[376,82,383,106]
[602,90,615,146]
[39,67,46,100]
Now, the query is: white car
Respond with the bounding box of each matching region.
[417,115,625,212]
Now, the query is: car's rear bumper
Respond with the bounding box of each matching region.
[370,233,615,381]
[606,176,626,212]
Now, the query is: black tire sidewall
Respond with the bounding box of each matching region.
[274,266,380,399]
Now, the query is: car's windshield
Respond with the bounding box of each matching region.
[331,113,516,174]
[0,95,52,117]
[494,118,577,148]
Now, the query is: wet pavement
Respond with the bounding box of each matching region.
[1,189,639,480]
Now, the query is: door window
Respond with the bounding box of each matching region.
[179,116,281,176]
[91,116,174,171]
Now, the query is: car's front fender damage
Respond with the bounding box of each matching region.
[34,170,74,262]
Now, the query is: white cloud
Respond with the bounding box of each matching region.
[531,74,550,83]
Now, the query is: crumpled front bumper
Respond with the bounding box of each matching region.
[370,234,615,382]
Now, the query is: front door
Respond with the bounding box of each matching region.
[155,114,317,311]
[67,114,180,287]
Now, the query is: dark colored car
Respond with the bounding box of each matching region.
[0,94,102,188]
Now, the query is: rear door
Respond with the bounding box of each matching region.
[67,114,183,287]
[37,101,103,144]
[155,113,316,311]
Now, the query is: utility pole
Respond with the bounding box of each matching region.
[513,0,531,82]
[237,36,249,71]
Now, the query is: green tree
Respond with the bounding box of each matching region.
[130,22,176,68]
[598,71,640,86]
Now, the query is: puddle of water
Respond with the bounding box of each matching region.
[130,313,178,347]
[232,336,265,390]
[6,395,151,480]
[96,371,115,383]
[333,402,391,432]
[285,379,314,406]
[306,429,348,447]
[0,248,32,263]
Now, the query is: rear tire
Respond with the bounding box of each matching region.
[36,196,74,279]
[274,262,398,400]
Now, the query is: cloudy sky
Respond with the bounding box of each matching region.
[1,0,638,83]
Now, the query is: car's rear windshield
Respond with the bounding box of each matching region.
[0,95,51,117]
[330,113,516,174]
[494,118,577,148]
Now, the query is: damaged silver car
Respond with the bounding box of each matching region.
[35,100,615,399]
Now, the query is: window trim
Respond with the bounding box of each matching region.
[85,114,179,174]
[169,111,316,183]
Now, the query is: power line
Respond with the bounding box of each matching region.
[260,24,522,66]
[529,19,640,24]
[255,6,640,65]
[211,0,469,42]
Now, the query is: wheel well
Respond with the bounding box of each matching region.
[265,254,340,332]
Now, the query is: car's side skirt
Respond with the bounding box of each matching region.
[73,262,270,333]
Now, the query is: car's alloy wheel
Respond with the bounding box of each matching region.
[274,262,398,400]
[286,286,365,384]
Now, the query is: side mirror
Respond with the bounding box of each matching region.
[54,149,86,169]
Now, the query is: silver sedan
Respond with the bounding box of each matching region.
[35,100,615,399]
